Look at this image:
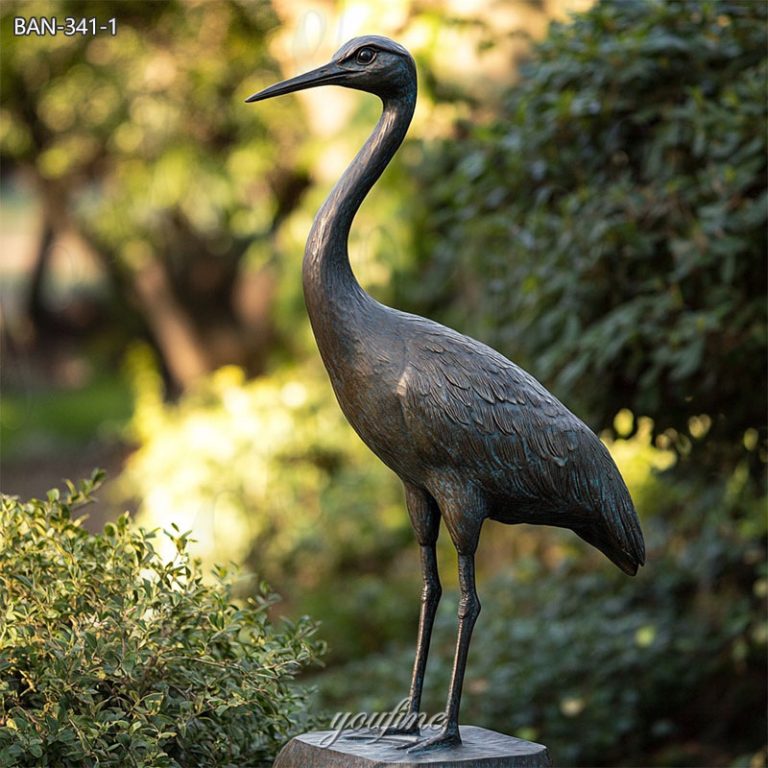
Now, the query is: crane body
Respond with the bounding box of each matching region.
[247,35,645,752]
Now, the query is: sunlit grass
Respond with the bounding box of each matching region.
[0,373,133,460]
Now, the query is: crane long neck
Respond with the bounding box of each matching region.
[303,90,416,313]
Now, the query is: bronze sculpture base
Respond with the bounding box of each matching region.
[273,726,551,767]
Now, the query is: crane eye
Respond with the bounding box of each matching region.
[355,47,376,64]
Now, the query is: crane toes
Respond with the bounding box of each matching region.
[406,726,461,754]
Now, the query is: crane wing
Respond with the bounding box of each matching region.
[398,319,584,477]
[395,316,644,569]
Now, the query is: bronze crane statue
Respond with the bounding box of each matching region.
[247,35,645,752]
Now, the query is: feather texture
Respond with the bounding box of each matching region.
[252,35,646,749]
[394,313,645,574]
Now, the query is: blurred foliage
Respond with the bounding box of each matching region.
[0,472,323,767]
[118,345,415,659]
[1,372,131,460]
[0,0,304,384]
[400,0,767,473]
[0,0,560,388]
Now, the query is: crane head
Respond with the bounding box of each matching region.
[246,35,416,104]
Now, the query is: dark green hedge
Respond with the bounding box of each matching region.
[403,0,766,471]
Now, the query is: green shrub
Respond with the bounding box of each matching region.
[0,471,323,767]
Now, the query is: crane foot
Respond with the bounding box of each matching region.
[405,727,461,753]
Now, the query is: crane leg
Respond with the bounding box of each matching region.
[385,484,441,736]
[410,510,482,752]
[407,543,441,718]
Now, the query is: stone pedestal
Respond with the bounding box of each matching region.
[273,726,551,767]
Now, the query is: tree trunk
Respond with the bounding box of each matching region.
[23,179,70,341]
[131,258,210,389]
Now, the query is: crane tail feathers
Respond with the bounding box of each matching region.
[577,524,644,575]
[576,489,645,576]
[574,446,646,575]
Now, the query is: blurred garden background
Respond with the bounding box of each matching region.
[1,0,766,766]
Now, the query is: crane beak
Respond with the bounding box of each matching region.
[246,62,346,103]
